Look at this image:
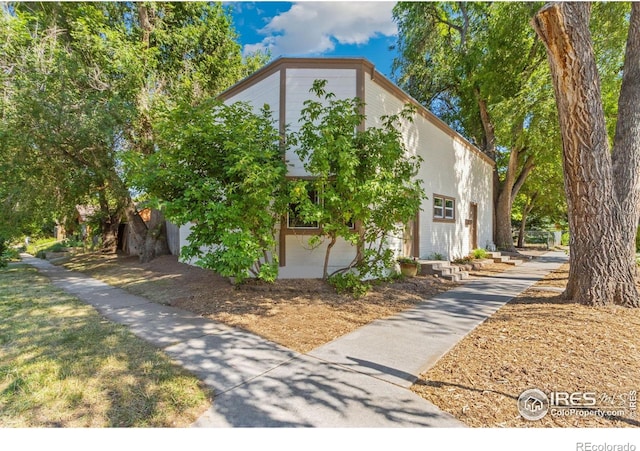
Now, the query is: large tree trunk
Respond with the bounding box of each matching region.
[533,2,640,307]
[100,216,120,254]
[123,198,169,263]
[97,189,119,253]
[494,152,535,252]
[494,188,515,251]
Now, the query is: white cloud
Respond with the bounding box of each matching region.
[243,2,397,56]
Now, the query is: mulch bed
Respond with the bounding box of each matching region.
[411,263,640,427]
[59,253,458,353]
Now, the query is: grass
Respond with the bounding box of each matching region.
[0,264,212,427]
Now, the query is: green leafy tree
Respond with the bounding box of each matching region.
[393,2,554,252]
[512,155,567,247]
[134,100,287,283]
[292,80,425,281]
[393,2,630,254]
[1,2,265,258]
[1,4,128,250]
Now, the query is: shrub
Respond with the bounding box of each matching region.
[328,272,371,298]
[561,232,570,246]
[432,253,444,261]
[452,256,473,265]
[472,248,487,259]
[48,242,68,253]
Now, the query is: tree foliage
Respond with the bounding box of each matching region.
[292,80,425,281]
[133,100,287,283]
[392,2,631,252]
[0,2,264,256]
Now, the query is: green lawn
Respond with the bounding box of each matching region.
[0,264,212,427]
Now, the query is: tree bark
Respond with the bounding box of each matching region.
[97,188,119,254]
[533,2,640,307]
[494,148,535,252]
[517,193,537,249]
[100,216,119,254]
[123,198,169,263]
[323,235,337,280]
[477,87,536,253]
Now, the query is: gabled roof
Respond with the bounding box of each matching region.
[219,57,495,167]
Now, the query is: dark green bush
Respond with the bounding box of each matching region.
[328,272,371,298]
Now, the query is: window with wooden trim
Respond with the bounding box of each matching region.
[433,195,455,221]
[288,188,320,229]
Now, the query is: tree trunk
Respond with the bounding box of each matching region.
[494,188,515,251]
[323,234,337,280]
[477,88,535,252]
[142,208,170,262]
[123,199,169,263]
[97,188,119,253]
[517,193,537,249]
[517,211,527,249]
[533,2,640,307]
[100,216,120,254]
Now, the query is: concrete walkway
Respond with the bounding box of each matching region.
[20,251,567,427]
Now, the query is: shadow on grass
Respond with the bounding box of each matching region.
[0,265,210,427]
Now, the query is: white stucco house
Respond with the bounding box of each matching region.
[179,57,495,278]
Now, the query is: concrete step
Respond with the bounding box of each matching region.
[418,260,469,281]
[493,255,512,264]
[441,271,469,282]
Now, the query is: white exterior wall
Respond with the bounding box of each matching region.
[223,71,280,114]
[280,68,359,277]
[365,74,494,261]
[285,68,357,176]
[278,235,356,279]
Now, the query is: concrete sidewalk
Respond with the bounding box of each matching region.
[20,251,567,427]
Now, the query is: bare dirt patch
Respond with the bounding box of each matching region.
[57,253,458,353]
[412,262,640,427]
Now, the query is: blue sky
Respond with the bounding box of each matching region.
[229,2,399,78]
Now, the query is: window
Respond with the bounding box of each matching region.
[433,197,444,218]
[286,184,357,231]
[433,195,455,222]
[288,188,320,229]
[444,198,454,219]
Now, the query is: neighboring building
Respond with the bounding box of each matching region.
[179,57,495,278]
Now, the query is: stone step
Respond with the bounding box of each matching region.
[485,251,502,259]
[505,259,523,266]
[441,271,469,282]
[418,260,469,281]
[493,255,512,264]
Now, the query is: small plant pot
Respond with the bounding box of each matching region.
[399,262,419,277]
